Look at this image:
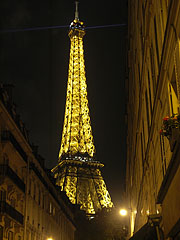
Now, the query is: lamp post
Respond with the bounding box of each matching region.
[119,208,136,237]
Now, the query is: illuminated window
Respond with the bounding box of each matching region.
[49,202,52,214]
[168,68,179,115]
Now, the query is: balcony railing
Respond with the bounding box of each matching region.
[0,201,24,225]
[0,164,25,193]
[1,130,27,162]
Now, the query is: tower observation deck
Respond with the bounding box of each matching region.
[52,2,113,215]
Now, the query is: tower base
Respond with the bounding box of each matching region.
[52,159,113,215]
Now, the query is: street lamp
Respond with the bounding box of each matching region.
[119,209,128,216]
[119,208,135,237]
[47,238,53,240]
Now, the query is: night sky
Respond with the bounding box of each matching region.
[0,0,127,207]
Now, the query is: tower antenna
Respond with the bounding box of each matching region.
[75,1,79,20]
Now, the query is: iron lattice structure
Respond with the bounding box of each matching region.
[52,11,113,215]
[59,22,95,159]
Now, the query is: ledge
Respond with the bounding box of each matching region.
[0,164,25,193]
[0,201,24,225]
[1,130,27,163]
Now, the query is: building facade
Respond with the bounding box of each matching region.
[0,84,75,240]
[127,0,180,239]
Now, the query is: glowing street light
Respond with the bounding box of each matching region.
[47,238,53,240]
[119,208,137,237]
[119,209,128,216]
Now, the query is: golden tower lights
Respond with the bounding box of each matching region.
[52,2,113,215]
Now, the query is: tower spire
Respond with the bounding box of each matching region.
[75,1,79,20]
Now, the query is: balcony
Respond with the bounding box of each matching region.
[1,130,27,162]
[0,164,25,193]
[0,201,24,225]
[157,130,180,203]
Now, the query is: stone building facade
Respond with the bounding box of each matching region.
[0,84,75,240]
[127,0,180,239]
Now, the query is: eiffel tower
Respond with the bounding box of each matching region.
[52,2,113,215]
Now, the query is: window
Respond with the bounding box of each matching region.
[148,71,153,113]
[26,231,29,240]
[3,154,9,165]
[29,179,31,195]
[34,184,36,200]
[31,232,34,240]
[154,17,160,66]
[150,45,156,95]
[10,197,16,208]
[38,188,41,205]
[42,194,45,209]
[141,132,144,164]
[168,68,179,115]
[49,202,52,214]
[0,226,3,239]
[166,0,169,8]
[8,231,14,240]
[0,189,6,201]
[138,63,141,86]
[140,26,144,56]
[173,231,180,239]
[53,207,55,216]
[145,90,150,132]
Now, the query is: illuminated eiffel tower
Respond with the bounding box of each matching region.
[52,2,113,215]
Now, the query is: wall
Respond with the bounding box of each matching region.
[127,0,180,238]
